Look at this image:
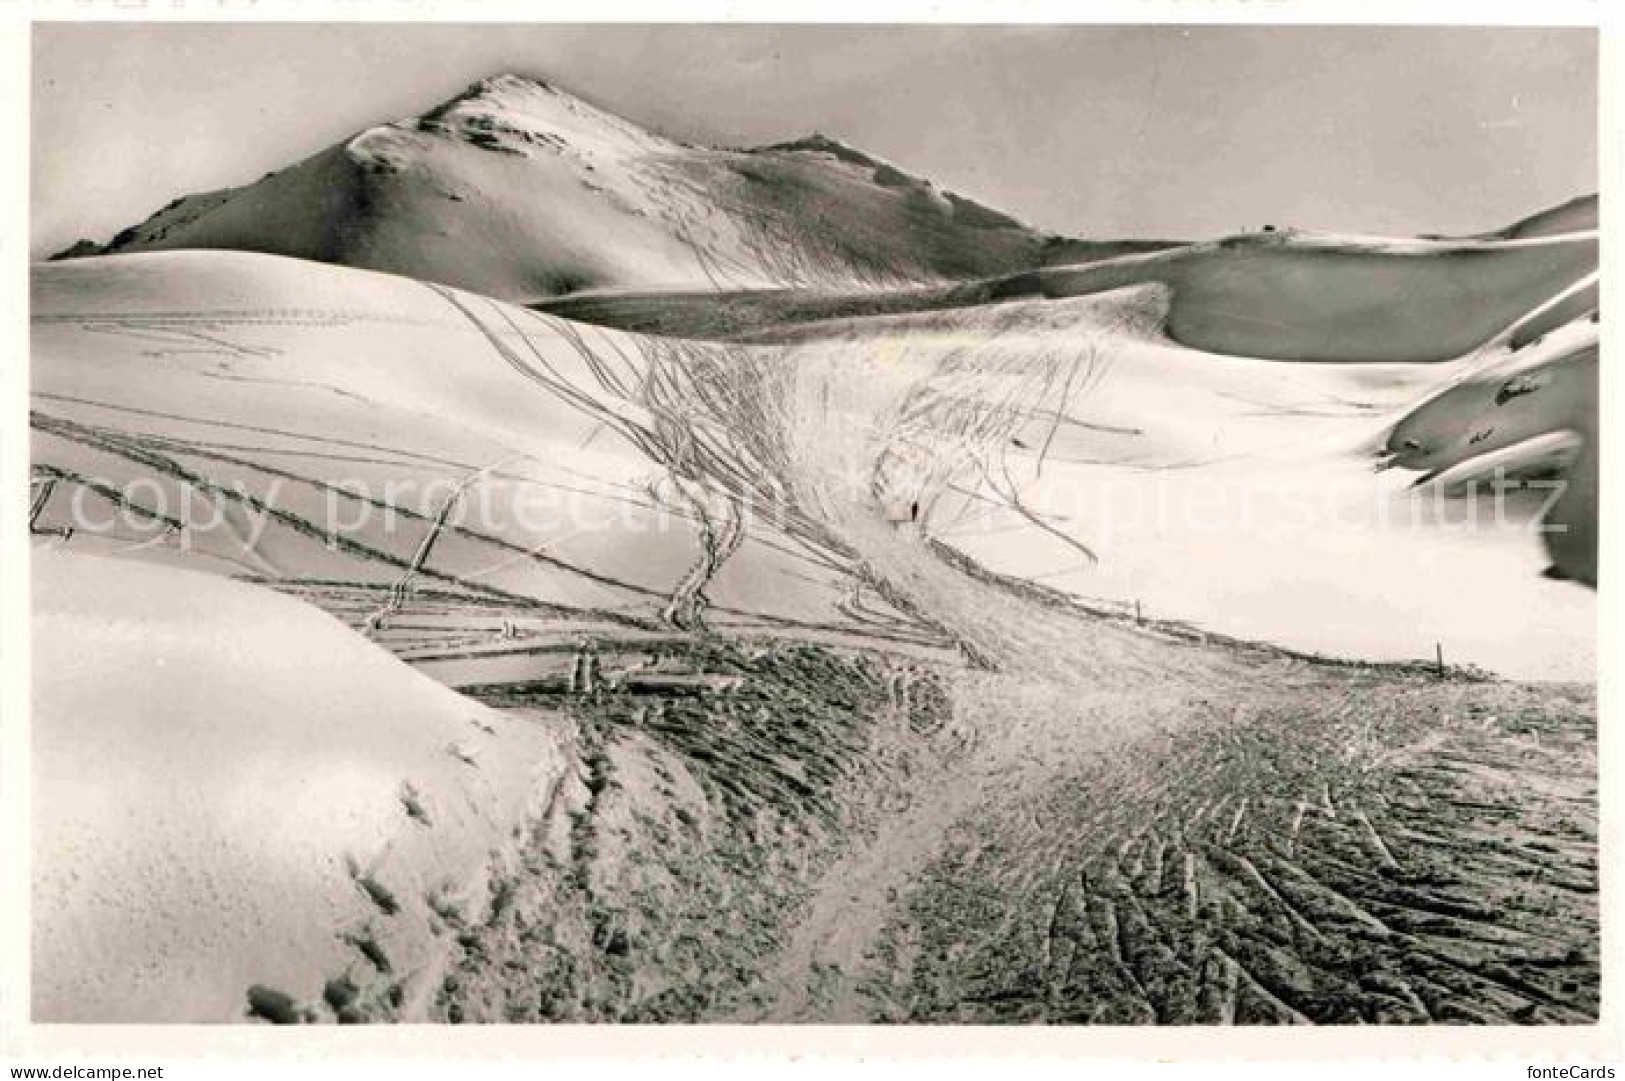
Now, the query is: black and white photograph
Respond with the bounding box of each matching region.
[0,5,1614,1068]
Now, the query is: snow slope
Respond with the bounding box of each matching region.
[545,210,1597,365]
[31,247,1595,679]
[1491,192,1598,239]
[32,549,570,1022]
[900,226,1599,364]
[29,251,942,661]
[753,289,1596,680]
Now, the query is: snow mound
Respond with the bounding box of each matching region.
[32,550,569,1022]
[1382,317,1598,584]
[30,250,930,657]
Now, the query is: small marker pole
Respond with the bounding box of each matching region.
[1135,600,1143,625]
[1435,642,1445,677]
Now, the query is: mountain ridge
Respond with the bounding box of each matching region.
[49,71,1091,299]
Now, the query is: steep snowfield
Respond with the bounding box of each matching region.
[32,549,570,1022]
[53,75,1065,300]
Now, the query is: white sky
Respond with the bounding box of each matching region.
[30,23,1597,258]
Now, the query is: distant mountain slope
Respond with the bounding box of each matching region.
[1493,192,1597,239]
[52,74,1102,300]
[545,225,1597,365]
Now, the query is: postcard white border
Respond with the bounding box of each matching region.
[1,0,1617,1064]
